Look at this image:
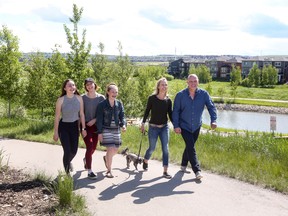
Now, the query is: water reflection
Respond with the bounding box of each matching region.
[203,109,288,133]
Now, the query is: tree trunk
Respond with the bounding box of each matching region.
[8,99,11,118]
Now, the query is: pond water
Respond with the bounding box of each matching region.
[202,109,288,134]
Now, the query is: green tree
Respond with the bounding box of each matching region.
[46,46,70,113]
[261,65,269,86]
[148,65,167,79]
[195,65,211,83]
[241,77,252,87]
[217,87,226,103]
[114,41,134,86]
[23,52,50,119]
[230,65,242,86]
[230,84,238,100]
[137,67,155,114]
[188,64,197,78]
[113,41,140,117]
[248,64,261,87]
[0,25,22,117]
[267,65,278,86]
[63,4,92,91]
[205,82,213,95]
[91,42,110,93]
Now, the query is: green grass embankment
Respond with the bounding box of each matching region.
[1,117,287,194]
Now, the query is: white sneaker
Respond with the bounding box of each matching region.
[180,166,191,174]
[195,171,203,179]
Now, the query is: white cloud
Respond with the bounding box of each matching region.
[1,0,288,56]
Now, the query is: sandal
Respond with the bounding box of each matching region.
[103,156,108,169]
[105,171,114,178]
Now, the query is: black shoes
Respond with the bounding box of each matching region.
[88,172,97,179]
[143,161,148,170]
[163,172,172,179]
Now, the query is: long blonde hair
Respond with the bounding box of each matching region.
[153,77,168,97]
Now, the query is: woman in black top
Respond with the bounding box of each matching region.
[141,77,173,178]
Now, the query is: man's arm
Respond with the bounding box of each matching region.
[172,93,181,129]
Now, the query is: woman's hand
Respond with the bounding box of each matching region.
[98,134,103,142]
[81,130,87,138]
[174,127,181,134]
[53,132,58,142]
[140,124,145,133]
[122,126,126,132]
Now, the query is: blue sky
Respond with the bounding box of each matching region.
[1,0,288,56]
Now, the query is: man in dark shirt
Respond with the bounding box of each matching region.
[172,74,217,179]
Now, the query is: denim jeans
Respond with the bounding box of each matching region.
[180,127,201,174]
[144,124,169,166]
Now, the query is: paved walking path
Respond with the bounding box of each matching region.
[1,138,288,216]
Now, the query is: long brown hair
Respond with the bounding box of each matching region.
[60,79,80,97]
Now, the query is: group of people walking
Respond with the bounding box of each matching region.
[53,74,217,180]
[53,78,126,179]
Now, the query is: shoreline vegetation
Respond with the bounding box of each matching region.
[215,103,288,114]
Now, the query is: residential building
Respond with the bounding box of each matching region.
[168,55,288,83]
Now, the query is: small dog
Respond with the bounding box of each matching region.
[121,147,143,170]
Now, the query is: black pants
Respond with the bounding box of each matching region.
[58,120,79,173]
[180,127,201,174]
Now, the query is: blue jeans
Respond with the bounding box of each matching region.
[181,127,201,174]
[144,124,169,166]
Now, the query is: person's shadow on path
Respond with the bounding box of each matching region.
[73,170,98,190]
[98,168,162,201]
[131,171,197,204]
[98,169,198,203]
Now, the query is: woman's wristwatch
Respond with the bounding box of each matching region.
[82,128,86,131]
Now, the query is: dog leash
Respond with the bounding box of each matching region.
[137,130,147,160]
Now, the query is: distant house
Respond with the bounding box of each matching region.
[168,56,243,80]
[223,57,243,79]
[242,56,288,83]
[168,55,288,83]
[242,56,265,78]
[205,56,230,78]
[167,58,190,78]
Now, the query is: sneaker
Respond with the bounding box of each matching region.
[88,172,97,179]
[143,161,148,170]
[180,166,191,174]
[83,158,87,169]
[195,171,203,179]
[163,172,172,179]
